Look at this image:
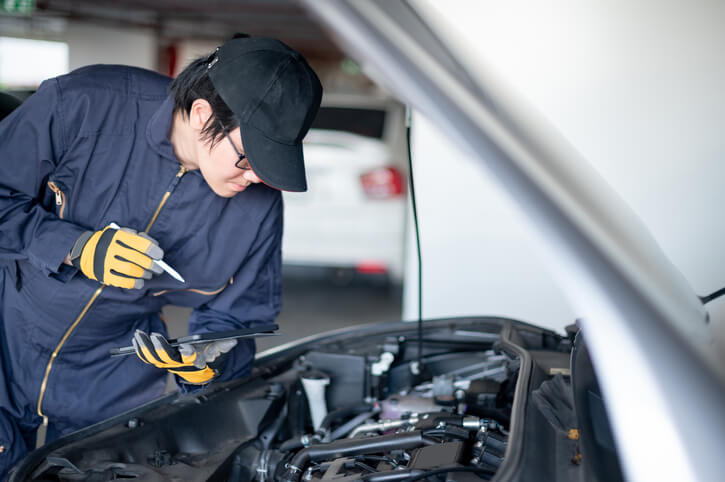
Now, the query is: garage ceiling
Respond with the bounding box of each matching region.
[32,0,341,60]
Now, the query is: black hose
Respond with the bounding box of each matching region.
[329,409,379,441]
[360,466,494,481]
[286,380,308,437]
[464,406,511,428]
[279,402,374,451]
[400,466,494,481]
[279,430,437,482]
[279,434,319,453]
[362,471,415,481]
[279,438,302,452]
[320,402,373,432]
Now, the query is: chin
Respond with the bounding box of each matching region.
[209,185,237,198]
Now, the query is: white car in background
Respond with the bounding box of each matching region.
[282,94,407,285]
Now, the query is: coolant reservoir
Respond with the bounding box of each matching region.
[300,370,330,431]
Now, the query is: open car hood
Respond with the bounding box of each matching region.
[299,1,725,481]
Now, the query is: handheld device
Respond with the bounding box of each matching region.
[110,324,279,357]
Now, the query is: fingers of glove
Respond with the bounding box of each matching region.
[109,241,156,271]
[149,260,164,275]
[116,245,157,272]
[132,338,153,365]
[119,228,164,259]
[146,243,164,260]
[216,338,238,354]
[200,339,238,363]
[178,343,195,358]
[135,232,165,262]
[108,257,152,280]
[150,332,189,367]
[170,366,217,384]
[114,230,164,261]
[178,344,206,369]
[137,231,160,245]
[113,240,164,275]
[114,229,153,254]
[133,330,164,366]
[104,271,143,290]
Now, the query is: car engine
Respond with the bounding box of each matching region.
[226,329,518,481]
[16,319,576,482]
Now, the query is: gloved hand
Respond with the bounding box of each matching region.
[132,330,238,385]
[70,225,163,289]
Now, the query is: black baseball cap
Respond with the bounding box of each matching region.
[207,36,322,192]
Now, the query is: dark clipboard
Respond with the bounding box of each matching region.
[109,324,279,357]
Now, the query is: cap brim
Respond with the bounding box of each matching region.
[241,122,307,192]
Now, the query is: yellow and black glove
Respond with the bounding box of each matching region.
[132,330,237,385]
[70,225,163,289]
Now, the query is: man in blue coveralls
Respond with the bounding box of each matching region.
[0,34,322,478]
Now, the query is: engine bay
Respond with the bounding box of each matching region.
[239,339,517,481]
[15,318,574,482]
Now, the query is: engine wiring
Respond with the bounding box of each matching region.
[406,106,425,377]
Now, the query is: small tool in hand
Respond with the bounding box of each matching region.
[109,222,185,283]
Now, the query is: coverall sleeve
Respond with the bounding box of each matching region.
[0,80,87,276]
[180,194,283,392]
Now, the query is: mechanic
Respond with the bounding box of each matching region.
[0,34,322,477]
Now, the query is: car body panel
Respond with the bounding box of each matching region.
[300,1,725,481]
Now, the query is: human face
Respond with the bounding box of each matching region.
[197,126,262,198]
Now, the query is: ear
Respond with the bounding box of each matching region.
[189,99,213,132]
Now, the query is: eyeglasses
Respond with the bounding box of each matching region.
[218,120,250,170]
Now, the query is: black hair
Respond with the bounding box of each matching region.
[169,34,250,146]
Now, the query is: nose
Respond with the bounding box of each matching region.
[243,169,262,184]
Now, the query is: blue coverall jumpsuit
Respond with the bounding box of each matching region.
[0,65,283,477]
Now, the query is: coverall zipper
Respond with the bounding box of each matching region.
[47,182,66,219]
[36,165,188,440]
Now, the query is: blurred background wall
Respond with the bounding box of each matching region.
[403,0,725,333]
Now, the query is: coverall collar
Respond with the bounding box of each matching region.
[146,96,180,163]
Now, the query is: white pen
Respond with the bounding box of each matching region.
[108,222,185,283]
[152,258,185,283]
